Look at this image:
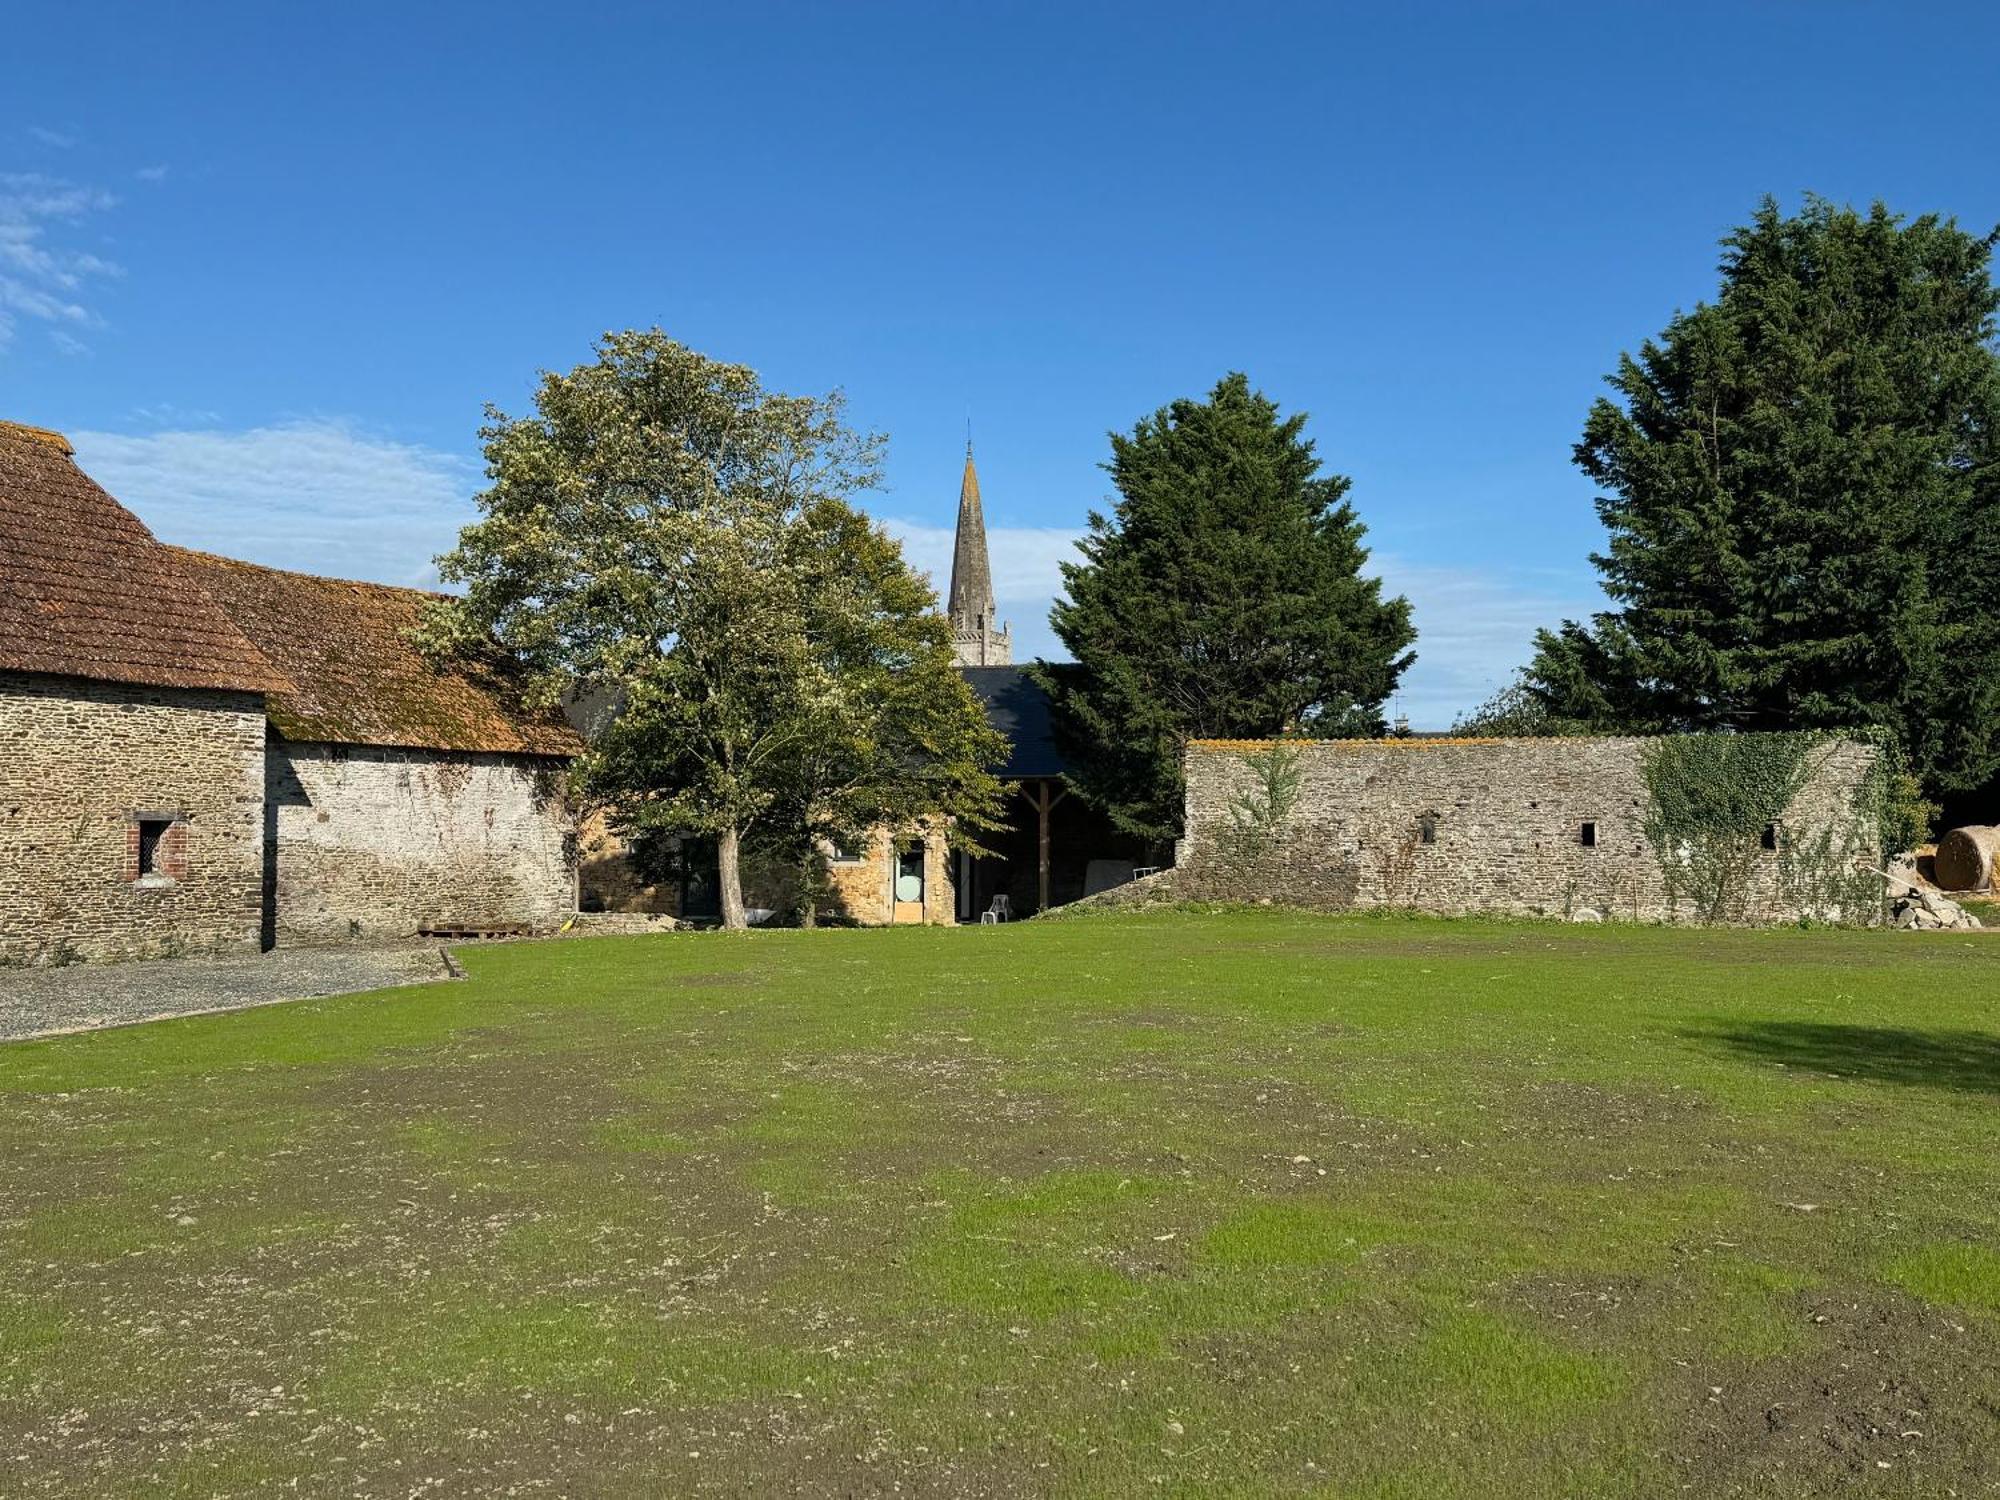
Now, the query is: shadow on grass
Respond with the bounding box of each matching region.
[1688,1022,2000,1096]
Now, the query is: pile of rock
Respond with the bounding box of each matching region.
[560,911,679,936]
[1884,877,1983,932]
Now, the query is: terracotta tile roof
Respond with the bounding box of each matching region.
[166,546,582,757]
[0,420,291,695]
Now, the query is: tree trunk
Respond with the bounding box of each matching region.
[798,849,819,929]
[718,825,747,930]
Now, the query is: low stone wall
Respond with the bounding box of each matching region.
[1179,736,1885,926]
[269,739,575,944]
[0,672,266,964]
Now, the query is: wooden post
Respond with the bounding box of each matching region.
[1023,780,1068,914]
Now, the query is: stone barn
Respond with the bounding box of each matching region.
[1177,735,1888,926]
[0,419,584,963]
[0,421,289,965]
[169,549,582,945]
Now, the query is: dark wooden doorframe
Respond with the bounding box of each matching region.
[1018,779,1068,914]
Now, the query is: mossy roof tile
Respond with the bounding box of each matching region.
[165,547,581,757]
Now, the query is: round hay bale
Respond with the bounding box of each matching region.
[1933,825,2000,892]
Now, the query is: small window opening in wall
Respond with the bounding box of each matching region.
[1761,821,1781,851]
[1418,813,1438,845]
[136,817,173,877]
[829,838,864,864]
[896,843,926,903]
[1579,820,1598,848]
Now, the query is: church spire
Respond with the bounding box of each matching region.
[946,442,1010,666]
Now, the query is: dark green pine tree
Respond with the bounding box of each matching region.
[1525,196,2000,803]
[1036,373,1415,844]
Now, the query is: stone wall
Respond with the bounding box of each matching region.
[269,738,574,944]
[1179,736,1884,926]
[577,815,953,926]
[822,824,953,925]
[0,672,266,964]
[576,808,677,916]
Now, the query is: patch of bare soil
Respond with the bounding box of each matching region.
[1664,1289,2000,1494]
[1521,1078,1710,1134]
[1503,1271,1667,1342]
[305,1391,1054,1500]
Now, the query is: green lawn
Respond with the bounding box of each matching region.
[4,912,2000,1497]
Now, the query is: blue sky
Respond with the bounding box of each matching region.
[4,2,1997,725]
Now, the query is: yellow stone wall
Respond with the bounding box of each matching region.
[576,807,677,915]
[822,823,953,926]
[581,811,955,926]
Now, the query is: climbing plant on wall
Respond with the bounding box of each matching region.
[1639,730,1919,924]
[1224,739,1305,860]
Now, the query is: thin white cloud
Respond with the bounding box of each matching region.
[1371,554,1603,729]
[28,126,77,149]
[69,421,480,588]
[0,172,120,351]
[136,165,170,183]
[881,517,1601,729]
[130,402,225,427]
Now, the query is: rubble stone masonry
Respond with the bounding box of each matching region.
[0,671,266,964]
[822,824,954,925]
[269,739,575,944]
[1180,736,1883,925]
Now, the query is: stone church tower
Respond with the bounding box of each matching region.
[947,445,1011,666]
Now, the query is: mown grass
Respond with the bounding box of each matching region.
[2,910,1999,1496]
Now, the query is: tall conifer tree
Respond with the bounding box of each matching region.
[1038,374,1415,843]
[1526,197,2000,802]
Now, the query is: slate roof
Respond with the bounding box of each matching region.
[960,664,1068,780]
[0,421,291,695]
[167,547,583,757]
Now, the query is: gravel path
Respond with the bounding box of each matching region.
[0,945,452,1042]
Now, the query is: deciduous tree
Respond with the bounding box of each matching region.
[422,330,1005,927]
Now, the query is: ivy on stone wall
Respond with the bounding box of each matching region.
[1639,730,1915,925]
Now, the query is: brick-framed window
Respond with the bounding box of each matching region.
[126,812,190,884]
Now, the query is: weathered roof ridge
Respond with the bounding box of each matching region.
[0,422,292,695]
[0,419,74,455]
[167,545,454,600]
[1189,732,1874,751]
[1190,737,1509,751]
[163,544,581,758]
